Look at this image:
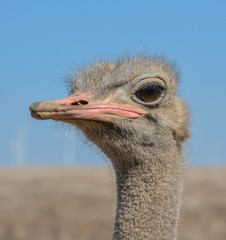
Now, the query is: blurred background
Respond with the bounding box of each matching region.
[0,1,226,240]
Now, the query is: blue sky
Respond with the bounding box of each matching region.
[1,0,226,166]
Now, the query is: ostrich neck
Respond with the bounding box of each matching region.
[112,145,184,240]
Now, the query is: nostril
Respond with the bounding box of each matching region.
[71,101,79,105]
[78,100,89,105]
[71,100,89,106]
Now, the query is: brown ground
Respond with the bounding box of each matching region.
[0,167,225,240]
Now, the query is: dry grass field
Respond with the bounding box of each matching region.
[0,167,225,240]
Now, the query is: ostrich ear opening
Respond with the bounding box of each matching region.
[173,98,191,143]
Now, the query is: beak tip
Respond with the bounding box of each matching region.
[29,101,47,120]
[29,101,42,112]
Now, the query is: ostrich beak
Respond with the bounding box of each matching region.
[29,92,146,122]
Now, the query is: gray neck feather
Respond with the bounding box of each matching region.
[112,144,183,240]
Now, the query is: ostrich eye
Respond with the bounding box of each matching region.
[135,85,164,103]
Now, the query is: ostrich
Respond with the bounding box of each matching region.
[29,54,190,240]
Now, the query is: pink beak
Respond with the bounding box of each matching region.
[30,92,146,123]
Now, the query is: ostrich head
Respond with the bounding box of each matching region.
[30,55,189,169]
